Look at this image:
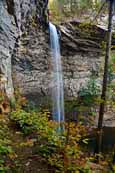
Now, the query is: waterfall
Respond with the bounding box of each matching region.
[49,22,64,124]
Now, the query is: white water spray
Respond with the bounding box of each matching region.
[49,22,64,123]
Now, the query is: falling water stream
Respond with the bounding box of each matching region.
[49,22,64,124]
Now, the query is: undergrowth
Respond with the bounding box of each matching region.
[0,90,113,172]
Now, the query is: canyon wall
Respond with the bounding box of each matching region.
[13,21,104,103]
[0,1,110,104]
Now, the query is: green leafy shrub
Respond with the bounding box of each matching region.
[46,122,93,172]
[33,119,93,172]
[79,78,100,106]
[13,107,92,172]
[10,109,50,135]
[0,144,12,173]
[0,121,14,173]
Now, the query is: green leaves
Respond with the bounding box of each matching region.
[0,118,14,173]
[82,138,89,144]
[0,145,12,155]
[10,109,49,135]
[49,0,103,23]
[79,77,100,106]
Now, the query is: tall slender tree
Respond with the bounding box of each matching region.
[97,0,114,154]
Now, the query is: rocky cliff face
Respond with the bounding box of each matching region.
[60,21,103,98]
[1,0,112,104]
[12,20,105,103]
[13,25,51,104]
[0,0,48,99]
[0,0,17,98]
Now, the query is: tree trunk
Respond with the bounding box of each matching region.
[97,0,114,154]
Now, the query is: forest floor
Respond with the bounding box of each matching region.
[10,130,50,173]
[0,114,51,173]
[1,113,111,173]
[0,96,115,172]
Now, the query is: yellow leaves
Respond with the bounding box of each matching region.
[16,96,27,109]
[48,153,63,169]
[111,45,115,49]
[8,152,17,160]
[0,91,10,116]
[112,164,115,172]
[19,45,27,54]
[48,120,58,129]
[42,109,51,117]
[0,101,10,114]
[65,122,88,144]
[82,138,89,144]
[32,18,37,27]
[20,139,34,147]
[65,144,79,159]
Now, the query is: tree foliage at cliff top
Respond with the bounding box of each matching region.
[49,0,107,23]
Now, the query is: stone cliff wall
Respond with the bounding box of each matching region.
[1,0,112,104]
[0,0,48,99]
[0,0,17,98]
[12,21,105,103]
[60,21,103,99]
[13,25,51,103]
